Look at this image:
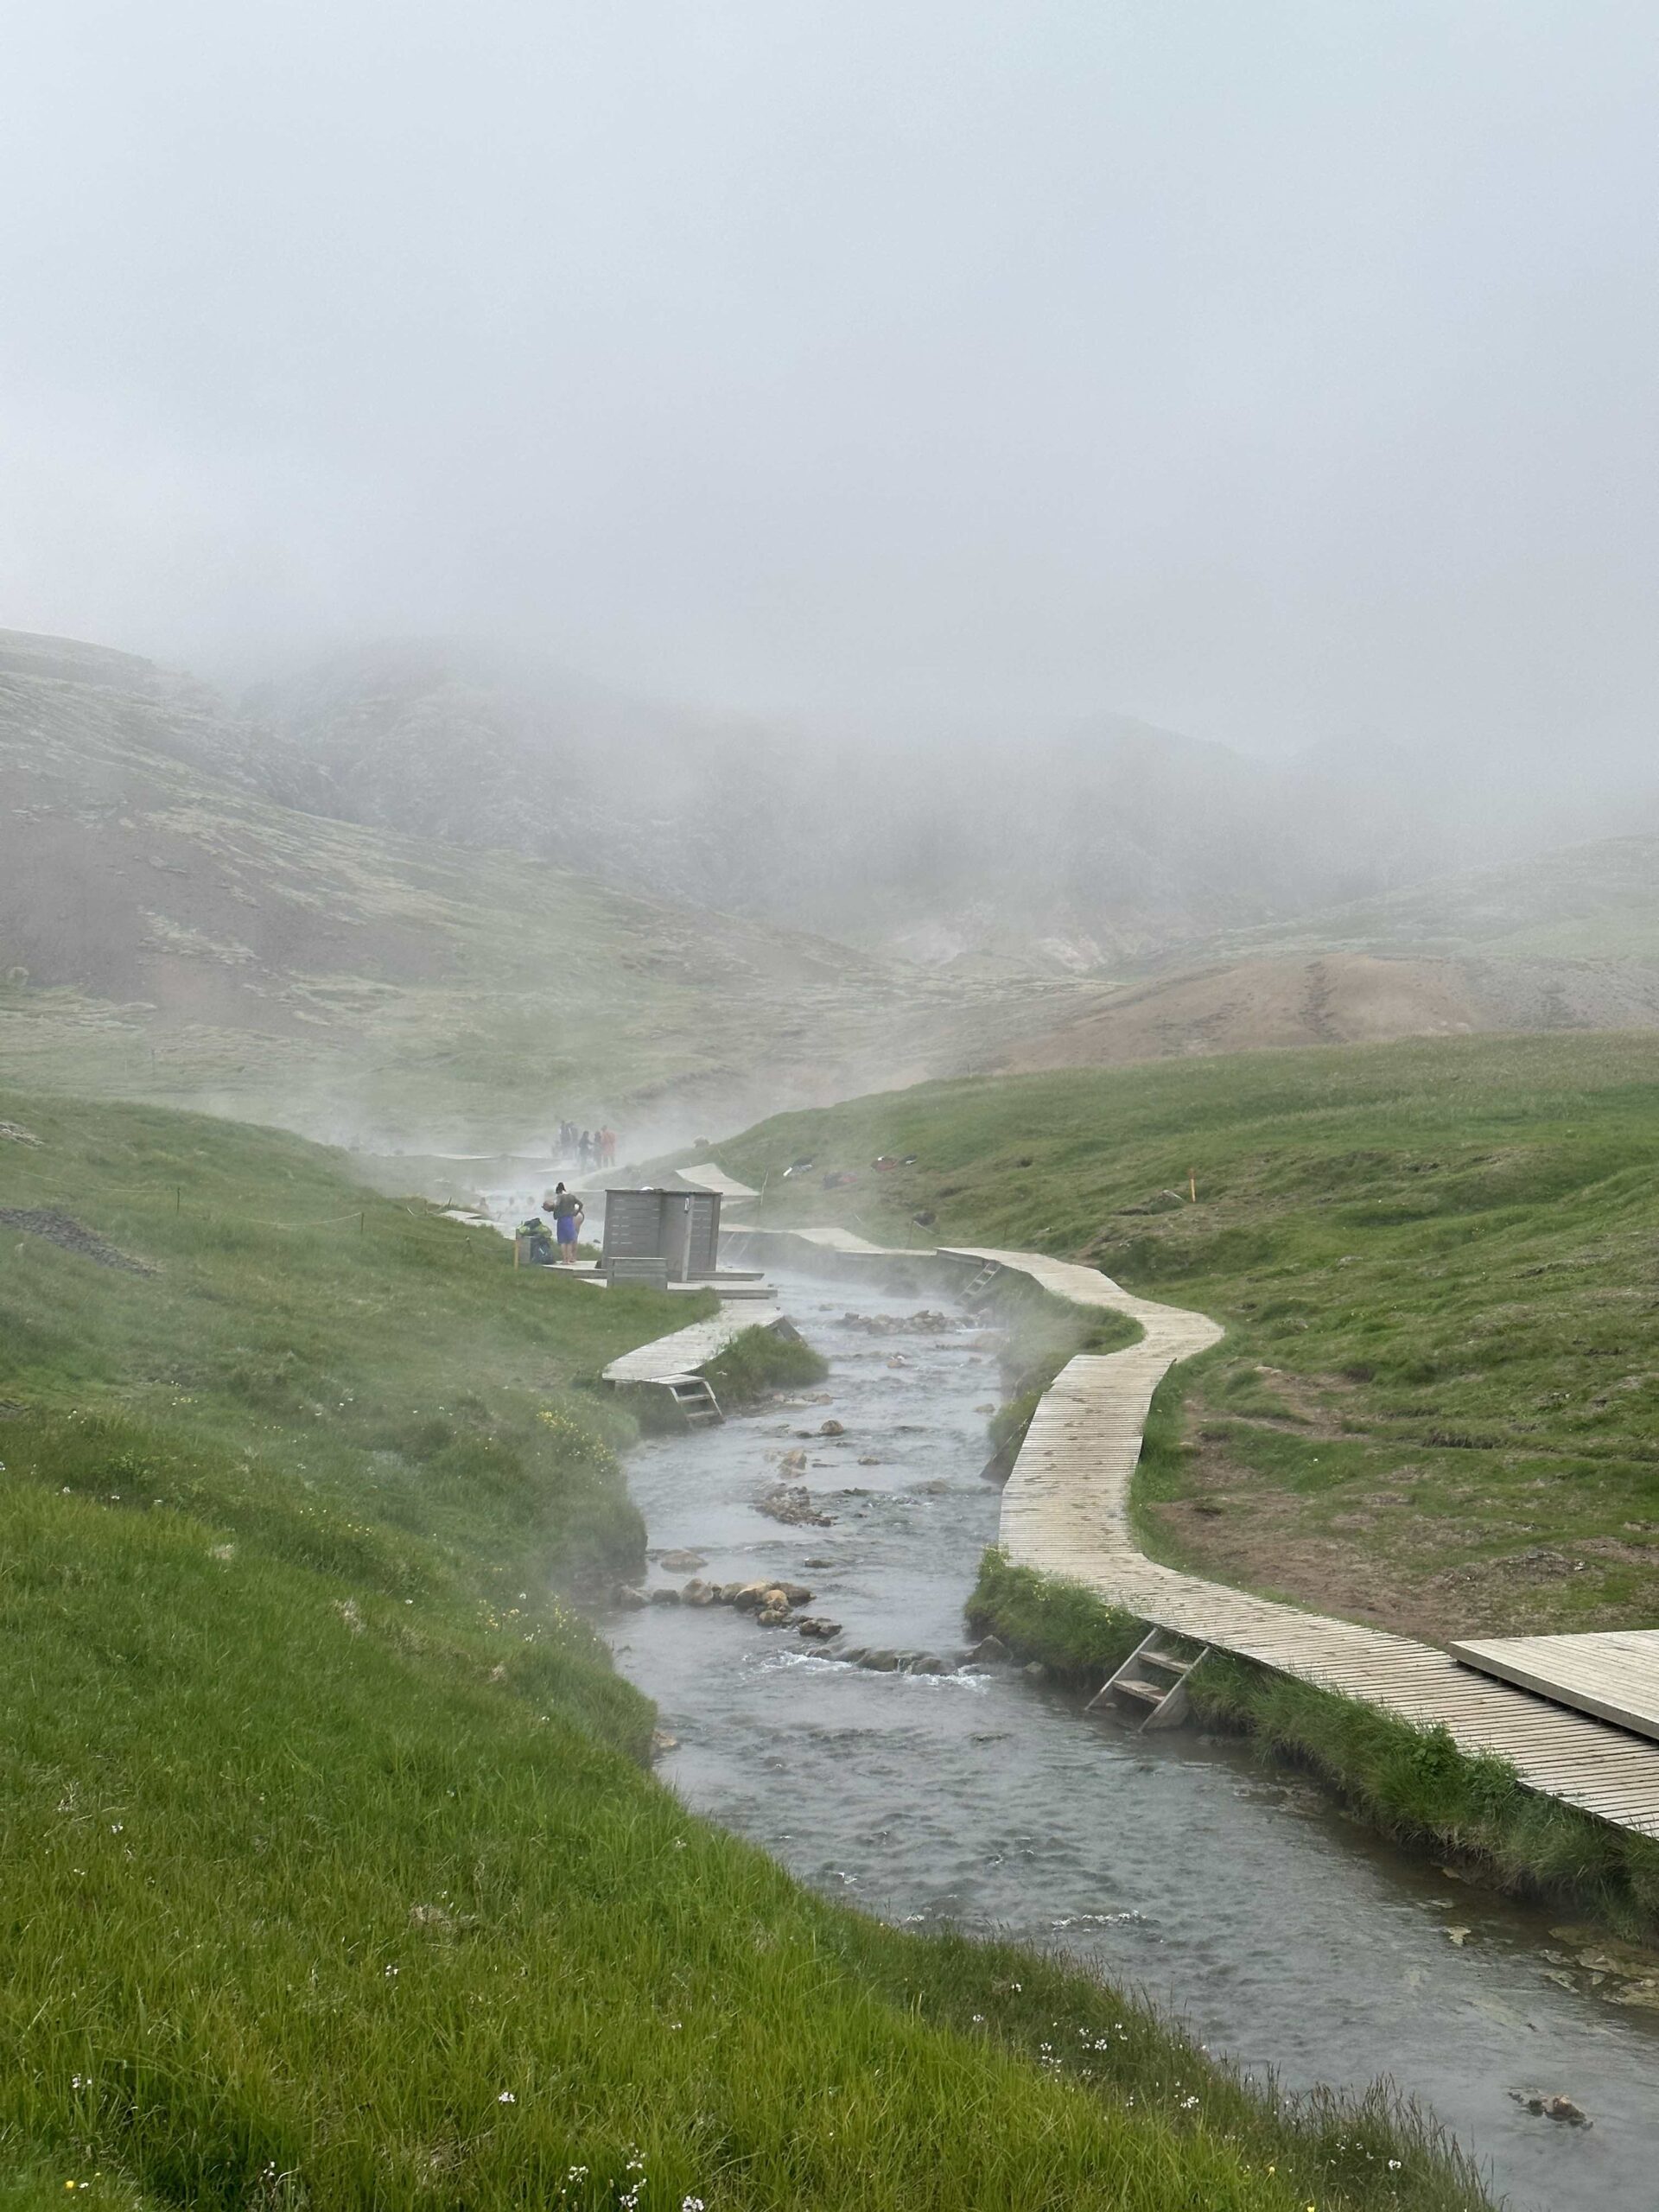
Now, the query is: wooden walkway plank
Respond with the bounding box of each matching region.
[1451,1630,1659,1745]
[602,1306,785,1386]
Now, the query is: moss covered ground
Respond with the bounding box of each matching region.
[0,1090,1489,2211]
[695,1322,830,1408]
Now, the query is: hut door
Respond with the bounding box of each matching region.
[665,1195,694,1281]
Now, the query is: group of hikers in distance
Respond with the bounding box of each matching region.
[556,1120,617,1170]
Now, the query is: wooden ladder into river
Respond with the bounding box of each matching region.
[1087,1629,1210,1732]
[665,1376,722,1428]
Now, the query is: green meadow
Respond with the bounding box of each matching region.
[0,1090,1485,2210]
[723,1031,1659,1640]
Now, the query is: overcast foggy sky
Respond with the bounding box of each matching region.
[3,2,1657,765]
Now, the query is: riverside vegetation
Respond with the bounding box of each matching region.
[0,1090,1489,2210]
[719,1032,1659,1929]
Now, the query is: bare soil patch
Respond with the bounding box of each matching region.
[1151,1416,1659,1643]
[0,1208,155,1274]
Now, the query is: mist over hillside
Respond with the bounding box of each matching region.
[242,641,1456,971]
[246,641,1659,975]
[7,625,1659,1147]
[0,629,1112,1148]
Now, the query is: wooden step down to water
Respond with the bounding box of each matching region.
[1087,1629,1210,1731]
[601,1306,791,1429]
[665,1376,722,1427]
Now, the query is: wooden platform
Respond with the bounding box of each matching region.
[1452,1630,1659,1745]
[601,1306,785,1386]
[735,1226,1659,1842]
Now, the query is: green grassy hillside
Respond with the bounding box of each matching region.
[720,1031,1659,1640]
[0,1094,1482,2211]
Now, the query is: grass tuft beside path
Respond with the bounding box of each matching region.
[0,1090,1490,2210]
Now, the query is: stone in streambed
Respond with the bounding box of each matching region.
[1510,2091,1592,2126]
[758,1484,835,1528]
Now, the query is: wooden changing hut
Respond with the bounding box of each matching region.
[600,1186,723,1287]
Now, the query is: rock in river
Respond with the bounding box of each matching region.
[1510,2090,1592,2127]
[758,1484,835,1528]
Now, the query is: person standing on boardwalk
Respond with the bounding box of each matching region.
[544,1182,584,1263]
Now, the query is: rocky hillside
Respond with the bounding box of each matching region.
[0,631,1107,1148]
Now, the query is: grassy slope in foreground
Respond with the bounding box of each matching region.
[0,1094,1484,2212]
[721,1031,1659,1643]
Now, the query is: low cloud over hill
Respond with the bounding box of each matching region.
[7,627,1659,1137]
[245,641,1448,971]
[0,631,1104,1148]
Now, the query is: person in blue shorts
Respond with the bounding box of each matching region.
[544,1182,584,1263]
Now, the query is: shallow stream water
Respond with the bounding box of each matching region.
[608,1270,1656,2212]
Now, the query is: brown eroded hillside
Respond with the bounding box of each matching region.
[1000,944,1659,1074]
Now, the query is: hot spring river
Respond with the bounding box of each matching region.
[607,1270,1659,2212]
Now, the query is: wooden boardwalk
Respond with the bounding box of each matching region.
[741,1226,1659,1840]
[1452,1630,1659,1746]
[602,1306,785,1386]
